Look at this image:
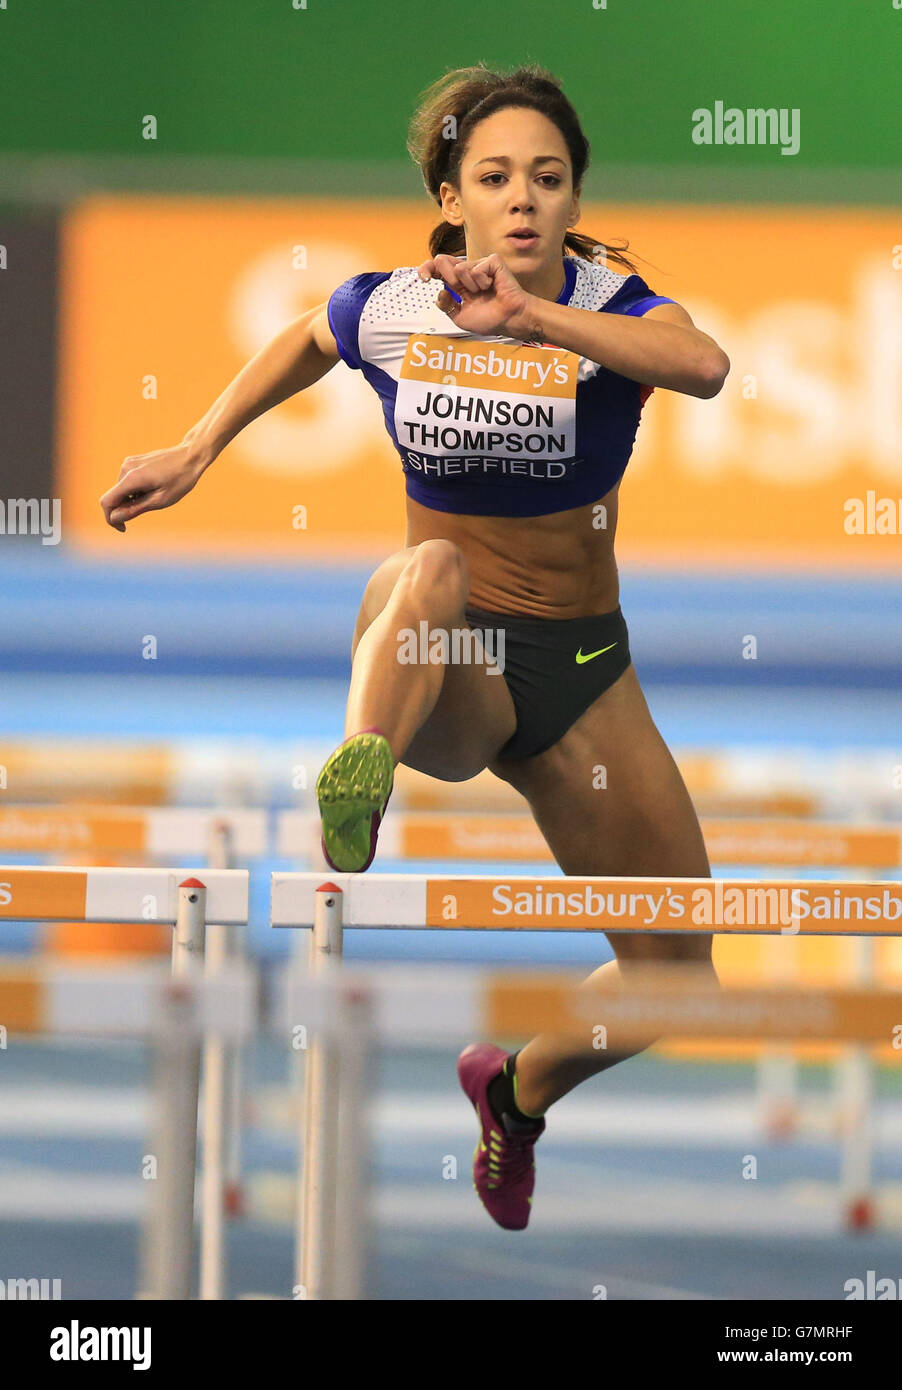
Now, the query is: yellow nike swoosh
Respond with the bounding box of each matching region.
[575,642,617,664]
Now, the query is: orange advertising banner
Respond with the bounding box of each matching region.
[59,197,902,568]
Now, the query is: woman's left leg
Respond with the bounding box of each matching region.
[488,662,720,1117]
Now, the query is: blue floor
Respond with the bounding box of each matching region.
[2,671,902,748]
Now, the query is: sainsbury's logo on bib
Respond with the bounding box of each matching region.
[395,334,579,466]
[401,335,578,394]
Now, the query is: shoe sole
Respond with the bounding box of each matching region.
[316,732,394,872]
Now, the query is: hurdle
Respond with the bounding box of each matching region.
[279,809,902,870]
[0,736,340,810]
[272,870,902,1299]
[278,809,902,1226]
[4,735,897,820]
[0,954,256,1298]
[0,864,249,1298]
[0,804,268,861]
[0,804,269,1298]
[5,947,897,1301]
[388,749,901,819]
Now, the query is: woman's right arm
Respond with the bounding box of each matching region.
[100,303,340,530]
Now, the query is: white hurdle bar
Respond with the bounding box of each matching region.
[272,871,902,1299]
[0,864,249,1299]
[272,870,902,936]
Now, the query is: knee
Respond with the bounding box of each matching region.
[359,545,417,626]
[395,539,469,621]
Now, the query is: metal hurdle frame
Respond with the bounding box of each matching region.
[0,863,249,1299]
[272,870,902,1300]
[0,951,256,1299]
[0,806,268,1298]
[278,810,902,1228]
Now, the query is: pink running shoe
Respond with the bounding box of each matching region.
[457,1043,545,1231]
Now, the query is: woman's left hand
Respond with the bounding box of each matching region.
[417,253,539,341]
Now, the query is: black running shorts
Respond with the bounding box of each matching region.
[463,603,632,761]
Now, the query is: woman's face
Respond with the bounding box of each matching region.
[440,106,580,269]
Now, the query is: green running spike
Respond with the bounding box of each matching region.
[316,731,394,873]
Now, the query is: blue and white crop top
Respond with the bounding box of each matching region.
[327,256,675,517]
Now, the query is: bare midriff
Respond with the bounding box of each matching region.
[403,484,621,619]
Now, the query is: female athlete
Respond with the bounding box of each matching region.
[101,64,730,1233]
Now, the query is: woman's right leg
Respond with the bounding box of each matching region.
[344,538,517,782]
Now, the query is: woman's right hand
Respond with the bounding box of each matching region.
[99,440,210,532]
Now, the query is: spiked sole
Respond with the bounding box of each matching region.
[316,732,394,872]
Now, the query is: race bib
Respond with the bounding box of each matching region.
[394,334,580,462]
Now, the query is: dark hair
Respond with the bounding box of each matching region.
[407,62,640,273]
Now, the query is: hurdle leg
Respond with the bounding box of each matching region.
[289,814,327,1088]
[296,883,344,1300]
[208,820,246,1220]
[140,880,207,1299]
[200,922,229,1299]
[199,820,239,1300]
[332,986,373,1300]
[756,930,800,1140]
[837,935,876,1229]
[222,920,246,1221]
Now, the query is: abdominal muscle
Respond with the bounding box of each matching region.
[404,484,621,619]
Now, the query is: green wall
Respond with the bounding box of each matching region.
[2,0,899,197]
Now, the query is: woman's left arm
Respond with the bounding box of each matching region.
[419,254,730,400]
[521,297,730,400]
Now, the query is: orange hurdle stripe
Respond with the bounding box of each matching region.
[0,868,87,919]
[0,807,147,854]
[0,965,44,1031]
